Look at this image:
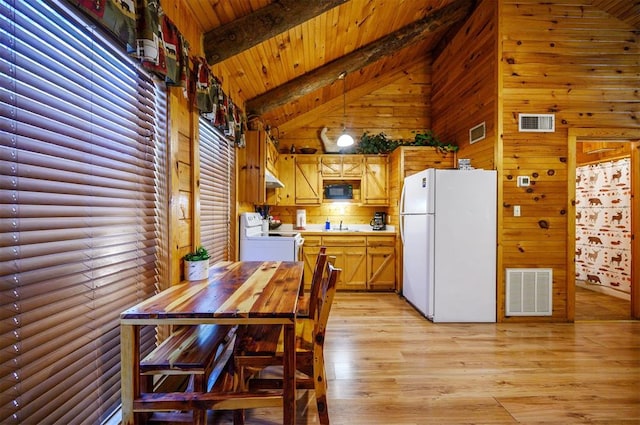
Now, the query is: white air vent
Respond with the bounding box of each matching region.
[518,114,555,132]
[469,122,486,144]
[506,268,553,316]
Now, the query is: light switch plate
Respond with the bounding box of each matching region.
[517,176,530,187]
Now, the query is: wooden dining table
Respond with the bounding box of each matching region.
[120,260,305,425]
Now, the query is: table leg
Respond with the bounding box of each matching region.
[282,322,296,425]
[120,324,139,425]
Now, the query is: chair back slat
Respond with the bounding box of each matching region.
[307,247,327,318]
[314,261,340,339]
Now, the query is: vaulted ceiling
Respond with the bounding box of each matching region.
[185,0,639,129]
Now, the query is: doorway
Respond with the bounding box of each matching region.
[568,129,640,321]
[575,147,632,320]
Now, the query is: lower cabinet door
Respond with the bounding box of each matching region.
[325,246,367,290]
[367,246,396,290]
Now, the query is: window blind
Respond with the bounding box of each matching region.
[0,1,167,423]
[198,118,235,264]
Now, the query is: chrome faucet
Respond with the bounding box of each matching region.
[339,220,343,231]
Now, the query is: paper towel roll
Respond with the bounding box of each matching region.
[296,210,306,229]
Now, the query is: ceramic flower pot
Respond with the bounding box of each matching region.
[184,259,210,281]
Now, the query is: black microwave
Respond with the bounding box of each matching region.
[324,184,353,199]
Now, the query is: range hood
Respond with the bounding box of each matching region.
[265,169,285,189]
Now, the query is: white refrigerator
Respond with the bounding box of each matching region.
[400,168,497,322]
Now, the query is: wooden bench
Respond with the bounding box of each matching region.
[139,323,237,424]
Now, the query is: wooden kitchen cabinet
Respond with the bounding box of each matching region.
[239,130,278,204]
[301,236,322,290]
[275,154,296,205]
[362,155,389,205]
[322,235,367,290]
[294,155,321,205]
[302,233,396,291]
[320,155,363,179]
[366,236,396,290]
[265,137,279,175]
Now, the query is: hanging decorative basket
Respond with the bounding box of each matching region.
[184,260,210,281]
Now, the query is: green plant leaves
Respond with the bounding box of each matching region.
[184,246,211,261]
[355,130,458,154]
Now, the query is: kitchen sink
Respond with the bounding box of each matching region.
[325,228,359,232]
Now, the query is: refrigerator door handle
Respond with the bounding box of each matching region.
[399,182,406,244]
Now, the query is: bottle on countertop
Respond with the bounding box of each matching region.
[325,218,330,230]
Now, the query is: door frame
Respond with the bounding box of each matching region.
[568,128,640,320]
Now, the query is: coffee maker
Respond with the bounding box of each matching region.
[370,212,387,230]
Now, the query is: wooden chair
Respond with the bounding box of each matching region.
[232,261,341,424]
[297,247,327,318]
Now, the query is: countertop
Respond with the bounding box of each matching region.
[274,223,396,236]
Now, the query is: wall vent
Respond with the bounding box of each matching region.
[506,268,553,316]
[518,114,555,132]
[469,122,486,144]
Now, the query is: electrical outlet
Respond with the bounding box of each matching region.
[514,205,521,217]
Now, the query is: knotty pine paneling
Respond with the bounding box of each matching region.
[268,205,384,228]
[500,0,640,321]
[279,58,434,152]
[592,0,640,29]
[432,0,497,171]
[162,0,205,57]
[576,142,631,165]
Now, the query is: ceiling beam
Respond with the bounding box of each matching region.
[203,0,348,65]
[246,0,475,117]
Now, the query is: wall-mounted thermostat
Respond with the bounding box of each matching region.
[517,176,530,187]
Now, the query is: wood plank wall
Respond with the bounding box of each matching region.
[162,1,245,283]
[277,59,434,152]
[432,0,639,321]
[431,0,498,171]
[501,0,639,321]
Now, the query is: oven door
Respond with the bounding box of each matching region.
[294,237,304,261]
[240,236,300,262]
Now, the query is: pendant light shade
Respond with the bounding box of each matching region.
[336,71,354,147]
[337,132,354,147]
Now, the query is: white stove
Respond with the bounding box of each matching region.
[239,212,304,261]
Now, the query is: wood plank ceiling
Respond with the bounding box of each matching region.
[186,0,639,130]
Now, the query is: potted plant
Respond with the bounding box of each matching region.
[355,130,458,154]
[411,130,459,154]
[356,131,398,154]
[183,246,211,281]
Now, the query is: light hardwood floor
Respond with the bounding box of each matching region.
[575,285,630,321]
[212,292,640,424]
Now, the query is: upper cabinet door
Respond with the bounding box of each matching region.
[362,156,389,205]
[239,130,266,204]
[342,156,364,178]
[320,155,363,179]
[295,155,321,204]
[320,156,342,178]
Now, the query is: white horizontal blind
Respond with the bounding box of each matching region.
[199,118,235,264]
[0,1,167,423]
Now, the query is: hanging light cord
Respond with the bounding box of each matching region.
[342,76,347,131]
[336,71,354,147]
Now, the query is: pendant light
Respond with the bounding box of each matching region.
[336,71,354,147]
